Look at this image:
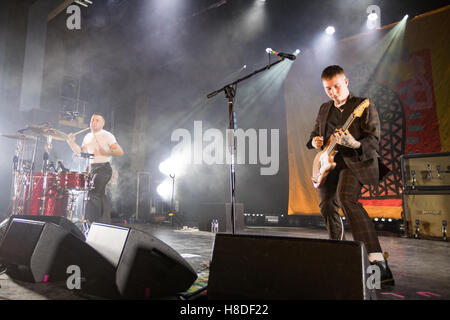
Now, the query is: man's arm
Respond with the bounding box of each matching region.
[67,133,86,154]
[306,104,324,149]
[357,100,380,160]
[109,143,124,157]
[334,100,380,155]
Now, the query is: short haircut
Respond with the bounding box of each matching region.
[91,112,106,121]
[321,65,345,80]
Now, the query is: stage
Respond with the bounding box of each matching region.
[0,223,448,300]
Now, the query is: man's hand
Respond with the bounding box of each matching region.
[334,129,361,149]
[312,136,324,149]
[94,145,112,157]
[67,133,76,144]
[66,133,82,154]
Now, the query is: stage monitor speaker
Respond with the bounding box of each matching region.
[86,223,198,299]
[0,215,85,241]
[0,217,116,289]
[208,234,374,300]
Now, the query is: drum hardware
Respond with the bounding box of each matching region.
[68,192,79,221]
[27,124,69,142]
[0,133,37,141]
[3,125,93,229]
[443,221,448,241]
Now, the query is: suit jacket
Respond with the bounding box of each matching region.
[306,92,385,186]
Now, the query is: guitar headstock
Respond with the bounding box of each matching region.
[353,99,370,118]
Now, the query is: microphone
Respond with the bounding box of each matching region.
[266,48,297,61]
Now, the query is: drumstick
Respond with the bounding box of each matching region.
[73,127,90,136]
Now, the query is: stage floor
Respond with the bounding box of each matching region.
[0,224,449,300]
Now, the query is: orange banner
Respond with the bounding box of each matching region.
[285,6,450,218]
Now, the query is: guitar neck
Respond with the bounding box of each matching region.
[325,113,357,156]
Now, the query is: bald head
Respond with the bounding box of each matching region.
[90,114,105,133]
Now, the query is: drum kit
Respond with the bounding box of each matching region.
[2,123,93,231]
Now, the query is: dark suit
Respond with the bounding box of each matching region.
[307,92,383,254]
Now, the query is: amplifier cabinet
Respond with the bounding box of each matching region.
[402,191,450,240]
[401,152,450,191]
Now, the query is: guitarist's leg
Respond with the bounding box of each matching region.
[336,167,382,253]
[318,169,345,240]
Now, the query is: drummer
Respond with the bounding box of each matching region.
[66,113,123,225]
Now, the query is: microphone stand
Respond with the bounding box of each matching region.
[207,57,287,235]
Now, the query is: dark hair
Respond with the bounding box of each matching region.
[321,65,345,80]
[91,112,106,120]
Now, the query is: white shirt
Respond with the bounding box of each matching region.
[82,129,118,164]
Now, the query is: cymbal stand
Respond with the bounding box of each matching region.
[80,153,94,237]
[11,139,24,216]
[26,136,39,201]
[68,190,79,221]
[40,136,53,216]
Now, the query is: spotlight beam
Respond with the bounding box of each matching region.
[207,56,288,99]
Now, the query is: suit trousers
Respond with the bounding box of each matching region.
[85,162,112,224]
[318,159,382,254]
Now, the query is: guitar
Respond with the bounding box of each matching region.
[311,99,370,189]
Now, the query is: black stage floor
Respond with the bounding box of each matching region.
[0,223,449,300]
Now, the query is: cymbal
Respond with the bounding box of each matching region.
[0,133,37,141]
[28,125,69,141]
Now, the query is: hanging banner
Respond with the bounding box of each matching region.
[285,6,450,218]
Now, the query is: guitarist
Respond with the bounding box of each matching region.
[306,65,394,286]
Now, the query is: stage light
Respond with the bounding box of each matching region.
[159,159,177,177]
[366,5,381,30]
[325,26,335,35]
[159,151,189,177]
[157,179,173,200]
[368,12,378,21]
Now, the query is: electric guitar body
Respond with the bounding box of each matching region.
[312,135,337,189]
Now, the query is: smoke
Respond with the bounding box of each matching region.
[2,0,442,222]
